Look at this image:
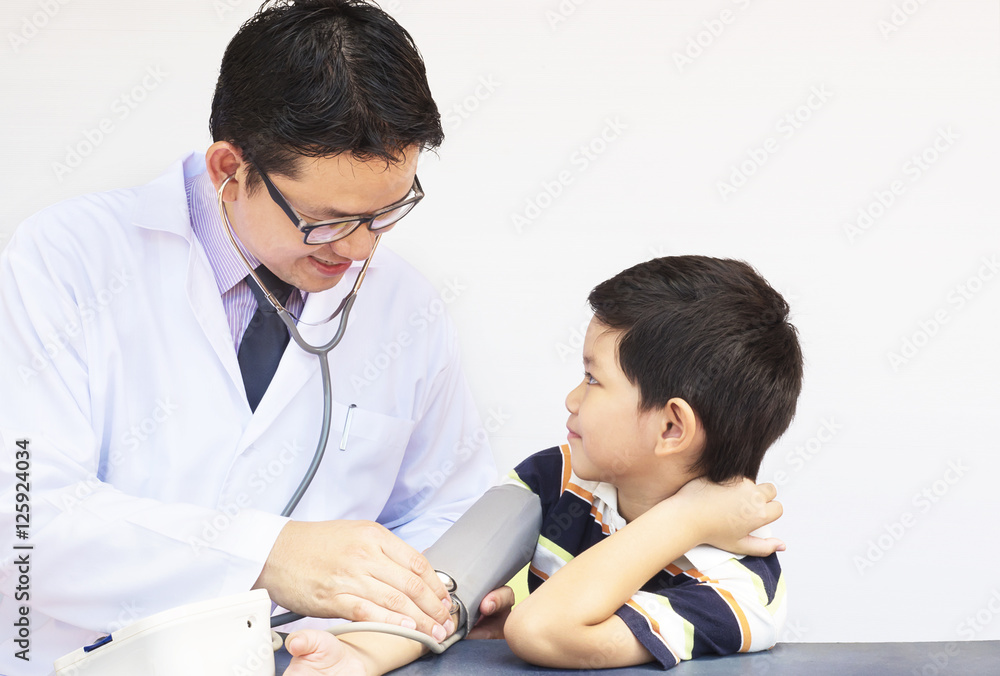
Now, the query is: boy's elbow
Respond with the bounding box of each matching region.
[506,605,650,669]
[505,603,567,667]
[742,592,785,653]
[757,602,783,651]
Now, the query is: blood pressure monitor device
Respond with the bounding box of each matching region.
[53,589,277,676]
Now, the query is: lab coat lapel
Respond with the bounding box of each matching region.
[131,154,248,399]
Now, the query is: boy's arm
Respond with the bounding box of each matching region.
[283,629,431,676]
[505,478,783,669]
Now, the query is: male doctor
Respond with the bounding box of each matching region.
[0,1,507,673]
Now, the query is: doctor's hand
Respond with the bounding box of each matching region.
[466,585,515,640]
[255,520,454,642]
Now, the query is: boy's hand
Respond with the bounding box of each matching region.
[284,630,368,676]
[467,585,516,639]
[673,477,785,557]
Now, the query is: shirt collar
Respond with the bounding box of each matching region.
[568,470,627,533]
[187,170,262,295]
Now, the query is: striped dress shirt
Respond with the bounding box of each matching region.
[185,170,305,352]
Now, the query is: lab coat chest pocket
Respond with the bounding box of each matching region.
[290,402,416,520]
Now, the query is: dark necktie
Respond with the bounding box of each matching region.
[238,265,294,412]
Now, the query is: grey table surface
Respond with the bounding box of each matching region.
[275,639,1000,675]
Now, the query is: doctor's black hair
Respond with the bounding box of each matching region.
[588,256,803,483]
[210,0,443,194]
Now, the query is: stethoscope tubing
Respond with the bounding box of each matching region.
[215,175,371,628]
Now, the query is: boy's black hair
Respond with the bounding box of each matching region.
[210,0,443,195]
[589,256,803,482]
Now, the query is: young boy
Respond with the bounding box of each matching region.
[283,255,802,673]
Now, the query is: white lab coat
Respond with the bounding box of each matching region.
[0,153,497,675]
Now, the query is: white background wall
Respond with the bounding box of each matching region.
[2,0,998,646]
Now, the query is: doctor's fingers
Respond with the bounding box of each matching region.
[332,578,453,641]
[315,520,450,613]
[377,532,450,600]
[356,552,455,631]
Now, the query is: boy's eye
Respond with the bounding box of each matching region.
[584,372,598,386]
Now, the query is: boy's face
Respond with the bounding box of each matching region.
[565,318,660,484]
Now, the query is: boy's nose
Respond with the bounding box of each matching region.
[565,380,585,413]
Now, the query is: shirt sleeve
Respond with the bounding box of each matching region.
[614,553,786,670]
[501,445,566,511]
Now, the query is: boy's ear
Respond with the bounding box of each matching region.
[653,398,705,457]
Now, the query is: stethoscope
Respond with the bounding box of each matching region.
[217,176,462,648]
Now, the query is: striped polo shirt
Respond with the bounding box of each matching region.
[503,445,786,670]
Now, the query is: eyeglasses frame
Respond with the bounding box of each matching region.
[254,163,424,245]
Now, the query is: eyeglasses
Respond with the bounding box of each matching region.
[255,163,424,245]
